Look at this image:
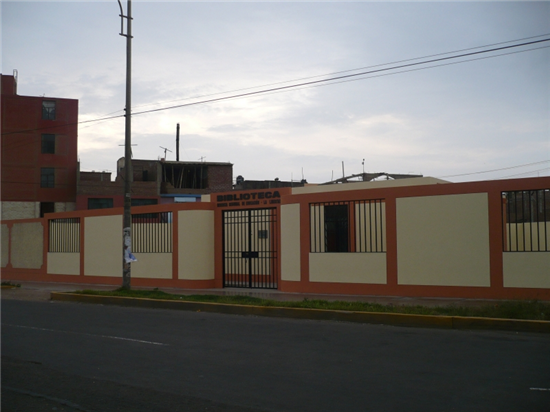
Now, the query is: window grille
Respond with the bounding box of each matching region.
[131,212,172,253]
[49,218,80,253]
[310,199,385,253]
[502,189,550,252]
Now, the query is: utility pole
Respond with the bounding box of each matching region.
[176,123,180,162]
[118,0,133,289]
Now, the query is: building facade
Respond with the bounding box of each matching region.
[76,158,233,210]
[1,73,78,220]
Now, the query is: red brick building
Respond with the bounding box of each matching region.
[76,158,233,209]
[1,73,78,219]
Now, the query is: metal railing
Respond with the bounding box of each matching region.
[49,218,80,253]
[310,199,386,253]
[131,212,173,253]
[502,189,549,252]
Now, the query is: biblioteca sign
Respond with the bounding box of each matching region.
[216,191,281,208]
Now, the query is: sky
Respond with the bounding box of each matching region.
[2,1,549,184]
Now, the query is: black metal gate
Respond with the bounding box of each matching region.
[222,208,278,289]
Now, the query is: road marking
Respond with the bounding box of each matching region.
[530,388,550,391]
[4,324,168,346]
[4,386,96,412]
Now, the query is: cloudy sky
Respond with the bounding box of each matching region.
[2,1,549,183]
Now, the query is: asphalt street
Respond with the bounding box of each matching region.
[2,298,550,412]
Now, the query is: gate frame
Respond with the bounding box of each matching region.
[213,188,292,289]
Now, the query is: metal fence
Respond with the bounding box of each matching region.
[310,199,385,253]
[502,189,550,252]
[131,212,173,253]
[49,218,80,253]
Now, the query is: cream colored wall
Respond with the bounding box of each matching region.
[178,210,215,280]
[396,193,491,287]
[132,253,172,278]
[11,222,44,269]
[309,253,387,284]
[293,177,449,195]
[503,252,550,288]
[1,224,9,268]
[505,222,550,251]
[281,204,301,281]
[48,253,80,275]
[84,215,122,277]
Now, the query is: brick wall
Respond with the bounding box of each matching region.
[207,164,233,193]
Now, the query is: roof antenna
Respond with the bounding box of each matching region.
[159,146,172,159]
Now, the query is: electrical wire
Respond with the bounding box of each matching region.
[437,160,550,178]
[129,33,550,112]
[2,36,549,137]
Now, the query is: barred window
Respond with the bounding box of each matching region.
[49,218,80,253]
[310,199,385,253]
[131,212,172,253]
[502,189,549,252]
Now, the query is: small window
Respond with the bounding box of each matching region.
[42,101,56,120]
[88,198,114,210]
[40,202,55,217]
[41,134,55,154]
[131,198,158,207]
[40,168,55,188]
[258,230,269,239]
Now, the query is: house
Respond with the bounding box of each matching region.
[76,158,233,209]
[1,72,78,219]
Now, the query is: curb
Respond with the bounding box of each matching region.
[50,292,550,334]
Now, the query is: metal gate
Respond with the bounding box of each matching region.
[222,208,278,289]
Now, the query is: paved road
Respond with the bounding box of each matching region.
[2,298,550,412]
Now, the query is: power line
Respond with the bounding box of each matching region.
[129,33,550,113]
[437,160,550,178]
[2,36,549,137]
[129,37,550,118]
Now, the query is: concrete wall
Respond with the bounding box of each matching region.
[11,222,44,269]
[396,193,491,287]
[1,201,40,220]
[503,252,550,288]
[178,210,214,280]
[281,204,301,281]
[47,252,80,275]
[1,224,9,268]
[309,253,387,284]
[293,177,449,195]
[84,215,121,277]
[132,253,172,279]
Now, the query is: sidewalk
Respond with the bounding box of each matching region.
[5,280,549,333]
[2,280,501,308]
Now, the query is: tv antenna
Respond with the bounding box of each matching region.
[160,146,172,158]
